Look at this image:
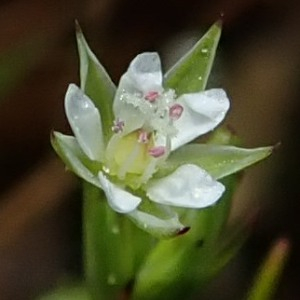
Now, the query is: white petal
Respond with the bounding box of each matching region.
[113,103,145,134]
[65,84,105,161]
[146,164,225,208]
[122,52,163,93]
[98,172,141,213]
[113,53,163,133]
[128,209,186,238]
[171,89,230,150]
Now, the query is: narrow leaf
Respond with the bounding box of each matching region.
[246,238,290,300]
[156,144,273,180]
[76,22,115,141]
[164,22,222,94]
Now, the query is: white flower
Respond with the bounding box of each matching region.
[65,53,229,214]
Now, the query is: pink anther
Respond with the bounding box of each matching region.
[138,130,149,144]
[148,146,166,158]
[112,118,125,133]
[144,91,159,102]
[169,104,184,120]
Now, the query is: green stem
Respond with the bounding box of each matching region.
[83,182,136,299]
[82,182,151,300]
[246,238,290,300]
[83,183,117,299]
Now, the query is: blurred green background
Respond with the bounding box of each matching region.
[0,0,299,299]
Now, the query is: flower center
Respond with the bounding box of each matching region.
[119,89,182,137]
[106,130,154,179]
[106,88,184,187]
[144,91,159,102]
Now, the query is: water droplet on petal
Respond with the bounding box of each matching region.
[192,188,202,199]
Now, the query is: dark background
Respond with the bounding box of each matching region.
[0,0,299,299]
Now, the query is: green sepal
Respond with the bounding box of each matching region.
[51,131,101,188]
[75,21,115,142]
[164,22,221,95]
[155,144,274,180]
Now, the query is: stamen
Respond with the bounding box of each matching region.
[148,146,166,158]
[144,91,159,102]
[169,104,184,120]
[138,130,149,144]
[112,118,125,133]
